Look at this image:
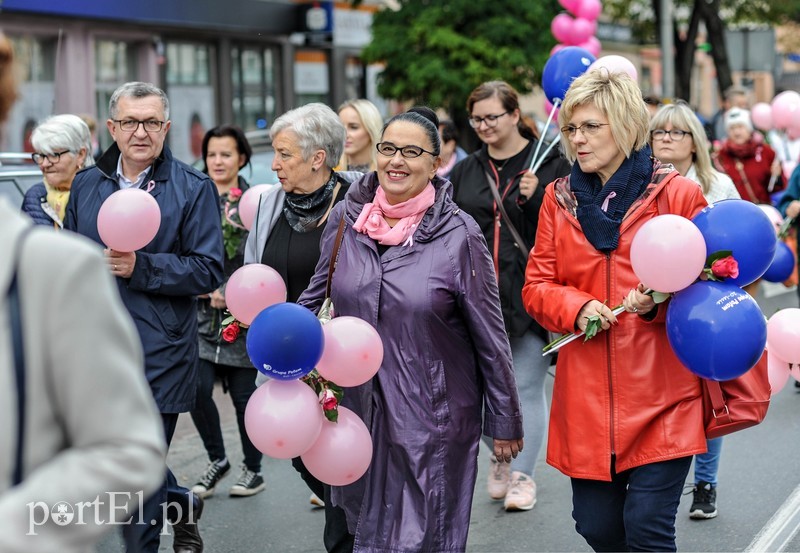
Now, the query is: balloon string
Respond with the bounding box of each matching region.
[529,98,561,173]
[530,138,562,175]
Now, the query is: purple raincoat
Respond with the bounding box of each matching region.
[299,173,522,552]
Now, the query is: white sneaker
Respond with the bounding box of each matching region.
[310,493,325,508]
[487,456,511,500]
[504,471,537,511]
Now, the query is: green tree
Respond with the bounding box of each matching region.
[361,0,562,139]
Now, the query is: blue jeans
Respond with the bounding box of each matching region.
[694,437,723,486]
[571,456,693,552]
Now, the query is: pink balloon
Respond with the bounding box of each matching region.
[544,98,561,122]
[589,55,638,81]
[316,317,384,387]
[630,215,707,293]
[568,18,595,45]
[97,188,161,252]
[244,379,324,459]
[225,264,287,325]
[576,0,602,20]
[750,102,773,131]
[558,0,581,14]
[757,204,783,235]
[551,14,574,44]
[768,348,791,395]
[771,91,800,130]
[239,184,276,231]
[578,36,602,57]
[301,406,373,486]
[767,308,800,363]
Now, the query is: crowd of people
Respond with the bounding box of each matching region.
[2,27,796,552]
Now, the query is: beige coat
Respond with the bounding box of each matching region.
[0,198,166,552]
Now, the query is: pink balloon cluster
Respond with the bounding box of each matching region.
[766,309,800,394]
[551,0,602,57]
[750,92,800,139]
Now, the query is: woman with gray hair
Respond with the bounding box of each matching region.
[523,70,709,551]
[21,114,94,229]
[243,102,357,552]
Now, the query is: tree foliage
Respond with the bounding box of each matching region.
[361,0,561,119]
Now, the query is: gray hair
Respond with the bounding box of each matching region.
[31,114,95,168]
[109,81,170,121]
[270,103,345,170]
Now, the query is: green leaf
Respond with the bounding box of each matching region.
[221,315,236,326]
[705,250,733,266]
[583,315,602,342]
[651,291,671,304]
[324,408,339,423]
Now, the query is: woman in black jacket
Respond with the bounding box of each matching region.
[449,80,570,512]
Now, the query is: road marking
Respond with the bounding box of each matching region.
[745,484,800,552]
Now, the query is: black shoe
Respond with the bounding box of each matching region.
[689,481,717,519]
[172,494,204,552]
[229,466,265,497]
[191,459,230,498]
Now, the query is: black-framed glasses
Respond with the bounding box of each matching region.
[31,150,71,164]
[560,122,610,137]
[651,129,692,141]
[376,142,437,159]
[113,119,166,133]
[468,112,510,129]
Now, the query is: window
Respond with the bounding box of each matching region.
[231,45,278,132]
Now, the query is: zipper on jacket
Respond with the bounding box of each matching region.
[605,251,615,458]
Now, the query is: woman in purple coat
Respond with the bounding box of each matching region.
[298,107,524,552]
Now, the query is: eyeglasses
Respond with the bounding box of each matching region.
[31,150,71,164]
[468,112,510,128]
[113,119,166,133]
[560,122,610,138]
[376,142,437,159]
[651,129,692,141]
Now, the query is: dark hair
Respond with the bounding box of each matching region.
[466,80,537,141]
[439,119,459,144]
[201,125,252,174]
[643,95,662,107]
[382,106,441,156]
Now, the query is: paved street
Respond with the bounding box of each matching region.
[99,283,800,552]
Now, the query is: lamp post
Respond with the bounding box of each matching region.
[660,0,675,99]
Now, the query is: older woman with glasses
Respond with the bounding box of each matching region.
[449,80,570,512]
[522,70,709,552]
[298,106,523,552]
[22,114,94,228]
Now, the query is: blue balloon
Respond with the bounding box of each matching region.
[762,240,796,282]
[666,281,766,381]
[541,47,596,104]
[246,303,323,381]
[691,199,777,287]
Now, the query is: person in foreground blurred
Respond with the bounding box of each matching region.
[650,100,740,521]
[22,114,94,228]
[244,103,360,551]
[522,70,708,552]
[189,125,265,499]
[449,80,570,512]
[298,106,524,552]
[337,99,382,173]
[65,81,224,553]
[0,32,165,553]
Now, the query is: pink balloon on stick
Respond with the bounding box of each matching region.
[239,184,276,231]
[568,18,595,45]
[576,0,603,20]
[558,0,581,14]
[97,188,161,252]
[768,348,791,395]
[316,316,384,387]
[544,98,560,122]
[767,308,800,364]
[578,36,602,57]
[301,406,373,486]
[750,102,773,131]
[630,215,707,293]
[771,91,800,130]
[589,55,638,81]
[225,264,287,325]
[244,379,324,459]
[551,13,574,44]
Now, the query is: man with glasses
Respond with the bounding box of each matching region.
[65,81,224,553]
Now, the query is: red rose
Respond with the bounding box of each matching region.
[221,322,240,343]
[320,389,338,411]
[228,188,243,201]
[711,256,739,279]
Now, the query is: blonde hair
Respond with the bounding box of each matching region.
[649,102,716,196]
[558,69,650,164]
[338,99,383,171]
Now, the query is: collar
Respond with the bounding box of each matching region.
[115,156,151,189]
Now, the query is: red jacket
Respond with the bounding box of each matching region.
[715,140,782,203]
[522,163,709,480]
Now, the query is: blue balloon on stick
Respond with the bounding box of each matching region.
[666,280,766,381]
[691,199,777,287]
[246,303,324,380]
[762,240,796,283]
[541,46,596,104]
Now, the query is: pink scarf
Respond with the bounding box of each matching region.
[352,183,436,246]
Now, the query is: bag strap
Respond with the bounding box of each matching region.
[484,168,531,254]
[10,231,31,486]
[733,160,760,203]
[326,217,346,299]
[705,380,730,421]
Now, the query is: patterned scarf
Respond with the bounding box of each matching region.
[353,183,435,246]
[571,145,653,252]
[44,181,70,224]
[283,172,337,232]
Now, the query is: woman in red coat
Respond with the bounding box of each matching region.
[522,70,708,552]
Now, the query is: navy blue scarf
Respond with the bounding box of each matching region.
[571,145,653,252]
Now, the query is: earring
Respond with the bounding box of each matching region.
[312,167,317,172]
